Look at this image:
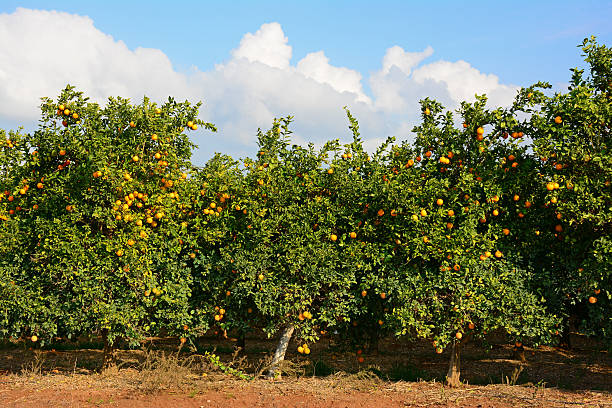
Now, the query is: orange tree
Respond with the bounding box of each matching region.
[508,37,611,347]
[383,96,558,386]
[0,86,214,365]
[0,128,34,340]
[189,118,378,378]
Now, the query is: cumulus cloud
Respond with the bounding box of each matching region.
[0,8,191,122]
[0,8,520,163]
[231,22,292,69]
[296,51,371,104]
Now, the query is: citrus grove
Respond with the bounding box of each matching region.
[0,37,609,386]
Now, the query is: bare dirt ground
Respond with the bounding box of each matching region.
[0,332,610,407]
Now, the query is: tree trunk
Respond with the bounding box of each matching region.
[265,325,294,379]
[236,332,246,352]
[101,329,116,370]
[510,344,527,384]
[446,340,463,387]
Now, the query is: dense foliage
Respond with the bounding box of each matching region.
[1,37,609,384]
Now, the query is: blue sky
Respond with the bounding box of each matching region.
[0,1,610,163]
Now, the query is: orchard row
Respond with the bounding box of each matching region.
[0,37,609,385]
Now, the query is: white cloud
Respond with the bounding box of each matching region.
[0,8,192,121]
[231,22,292,69]
[381,45,434,75]
[0,9,520,163]
[411,60,518,107]
[296,51,371,104]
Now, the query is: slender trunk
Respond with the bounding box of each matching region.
[510,345,527,384]
[101,328,116,370]
[445,340,462,387]
[236,332,246,353]
[513,345,526,363]
[265,325,294,379]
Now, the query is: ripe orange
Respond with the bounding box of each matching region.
[151,134,158,141]
[525,201,532,208]
[330,234,338,241]
[476,127,484,136]
[456,332,463,340]
[349,232,357,239]
[36,183,43,189]
[588,296,597,304]
[380,292,386,299]
[436,198,443,206]
[492,209,499,216]
[502,228,510,235]
[327,168,334,174]
[377,209,384,216]
[555,224,563,232]
[594,289,601,295]
[31,335,38,342]
[494,250,503,258]
[420,209,427,217]
[361,290,367,297]
[425,150,432,158]
[554,116,562,124]
[515,341,522,348]
[447,209,454,217]
[468,322,475,330]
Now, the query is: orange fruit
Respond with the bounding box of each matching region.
[377,209,384,216]
[31,335,38,342]
[554,116,562,124]
[494,250,502,258]
[380,292,386,299]
[447,209,454,217]
[436,198,443,206]
[502,228,510,235]
[588,296,597,304]
[349,232,357,239]
[420,209,427,217]
[361,290,367,297]
[468,322,475,330]
[330,234,338,241]
[456,332,463,340]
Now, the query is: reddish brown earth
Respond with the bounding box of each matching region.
[1,378,611,408]
[0,332,610,407]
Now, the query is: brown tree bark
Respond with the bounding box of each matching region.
[445,340,462,387]
[101,328,116,370]
[265,325,294,379]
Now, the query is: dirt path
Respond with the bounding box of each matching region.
[1,376,611,408]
